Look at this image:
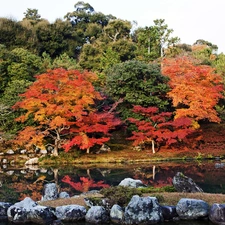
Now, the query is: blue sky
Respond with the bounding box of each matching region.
[1,0,225,53]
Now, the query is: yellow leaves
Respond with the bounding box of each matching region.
[14,126,45,149]
[49,116,67,128]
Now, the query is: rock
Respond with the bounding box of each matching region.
[2,159,8,164]
[84,198,94,208]
[7,197,56,224]
[209,203,225,225]
[176,198,209,220]
[20,149,27,154]
[42,183,59,201]
[59,192,70,199]
[110,204,124,224]
[124,195,163,224]
[6,171,14,176]
[172,172,203,193]
[55,205,86,222]
[0,202,12,221]
[40,149,48,155]
[96,144,111,154]
[161,205,178,221]
[85,206,109,224]
[6,149,14,155]
[215,163,225,169]
[118,178,145,188]
[25,157,39,165]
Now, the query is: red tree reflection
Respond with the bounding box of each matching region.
[62,175,110,192]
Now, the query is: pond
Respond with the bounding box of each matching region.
[0,159,225,201]
[0,160,224,225]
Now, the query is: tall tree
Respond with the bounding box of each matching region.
[23,8,41,23]
[13,69,120,155]
[162,56,224,123]
[106,60,170,120]
[133,19,180,61]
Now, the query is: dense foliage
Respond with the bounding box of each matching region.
[0,1,225,156]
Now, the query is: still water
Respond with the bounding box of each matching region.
[0,160,224,225]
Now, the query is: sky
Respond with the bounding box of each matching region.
[1,0,225,53]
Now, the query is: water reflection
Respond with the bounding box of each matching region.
[0,160,225,203]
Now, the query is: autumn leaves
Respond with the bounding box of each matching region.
[13,57,224,154]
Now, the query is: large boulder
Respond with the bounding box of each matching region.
[209,203,225,225]
[124,195,163,224]
[7,197,56,224]
[176,198,209,220]
[110,204,124,224]
[42,183,59,201]
[0,202,12,221]
[85,206,109,224]
[55,205,86,222]
[118,178,145,188]
[172,172,203,193]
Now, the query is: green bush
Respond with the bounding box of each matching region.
[100,186,142,207]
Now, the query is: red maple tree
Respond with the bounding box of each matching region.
[13,68,121,155]
[128,105,195,153]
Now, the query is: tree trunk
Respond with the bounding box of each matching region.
[86,148,90,154]
[53,138,59,156]
[152,140,155,154]
[52,148,58,156]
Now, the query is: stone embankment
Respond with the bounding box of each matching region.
[0,174,225,225]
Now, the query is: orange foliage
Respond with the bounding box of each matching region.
[162,57,223,122]
[13,68,121,153]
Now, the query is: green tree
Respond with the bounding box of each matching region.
[105,60,170,120]
[23,8,41,24]
[134,19,180,61]
[0,80,32,136]
[0,18,31,50]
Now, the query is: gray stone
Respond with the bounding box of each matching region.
[42,183,59,201]
[209,203,225,225]
[118,178,145,188]
[7,197,56,224]
[161,205,178,221]
[96,144,111,154]
[172,172,203,193]
[85,206,109,224]
[55,205,86,222]
[2,159,7,164]
[124,195,163,224]
[59,192,70,199]
[110,204,124,224]
[176,198,209,220]
[215,163,225,169]
[0,202,12,221]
